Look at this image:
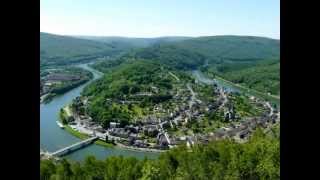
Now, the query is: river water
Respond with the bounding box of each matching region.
[192,70,280,107]
[40,66,278,161]
[192,70,240,93]
[40,64,158,161]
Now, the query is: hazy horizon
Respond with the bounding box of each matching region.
[41,31,280,40]
[41,0,280,39]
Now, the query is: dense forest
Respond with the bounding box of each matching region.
[40,32,193,69]
[40,32,123,68]
[116,36,280,95]
[125,36,279,69]
[40,125,279,180]
[74,36,192,50]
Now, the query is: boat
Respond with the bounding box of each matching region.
[56,121,64,129]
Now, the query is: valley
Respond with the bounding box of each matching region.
[40,32,280,165]
[56,60,279,154]
[39,1,281,179]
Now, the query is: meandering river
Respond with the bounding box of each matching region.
[40,65,279,161]
[40,64,158,161]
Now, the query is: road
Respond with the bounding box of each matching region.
[169,72,180,81]
[265,102,274,117]
[158,119,171,145]
[219,88,228,109]
[187,83,202,108]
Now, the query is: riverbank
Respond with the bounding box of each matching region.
[59,107,114,148]
[64,124,114,148]
[41,79,91,104]
[215,76,280,99]
[41,63,159,161]
[115,143,166,153]
[40,93,57,104]
[215,76,280,106]
[198,70,280,106]
[60,106,166,153]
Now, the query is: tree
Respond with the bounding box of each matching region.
[40,126,280,180]
[56,159,73,179]
[40,160,56,180]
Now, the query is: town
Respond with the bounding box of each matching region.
[60,74,280,152]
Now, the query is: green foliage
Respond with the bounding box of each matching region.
[75,35,192,50]
[41,33,190,69]
[126,36,279,70]
[131,44,206,70]
[205,59,280,95]
[110,36,280,96]
[81,60,190,127]
[59,109,68,125]
[41,127,280,180]
[40,160,56,179]
[40,32,121,68]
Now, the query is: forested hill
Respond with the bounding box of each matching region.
[81,60,192,128]
[40,32,122,67]
[204,59,280,95]
[126,35,280,70]
[74,36,192,50]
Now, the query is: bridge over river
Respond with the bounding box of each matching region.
[50,136,99,157]
[41,64,159,161]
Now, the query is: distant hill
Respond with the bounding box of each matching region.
[203,59,280,95]
[40,32,122,67]
[113,35,280,95]
[74,35,192,50]
[127,35,280,70]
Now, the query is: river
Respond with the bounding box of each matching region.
[192,70,240,93]
[192,70,280,108]
[40,64,159,161]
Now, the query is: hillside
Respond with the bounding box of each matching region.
[40,32,122,68]
[126,35,279,70]
[81,60,193,128]
[113,35,280,94]
[74,36,192,50]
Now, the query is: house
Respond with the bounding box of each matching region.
[157,134,169,149]
[94,127,106,133]
[224,112,230,121]
[179,136,187,141]
[127,136,136,145]
[151,86,159,93]
[143,125,159,137]
[109,128,129,138]
[110,122,120,128]
[124,125,139,133]
[162,121,171,129]
[144,116,158,125]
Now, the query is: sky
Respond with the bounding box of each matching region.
[40,0,280,39]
